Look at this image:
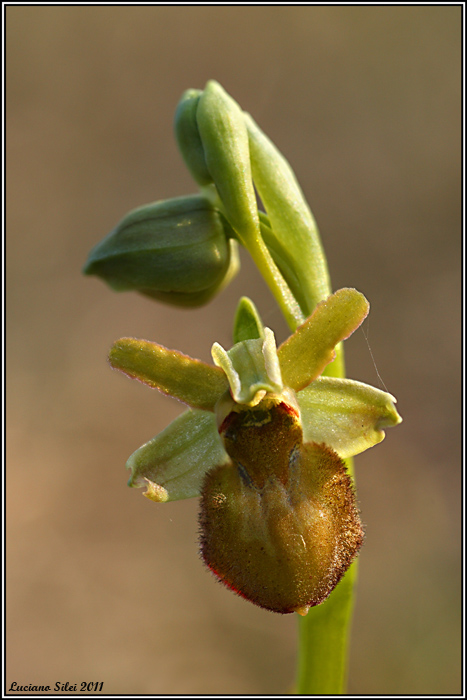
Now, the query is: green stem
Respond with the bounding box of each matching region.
[294,337,357,694]
[248,218,356,695]
[201,184,305,331]
[203,117,358,692]
[246,236,305,331]
[296,556,358,694]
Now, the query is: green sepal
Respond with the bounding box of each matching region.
[298,377,402,458]
[212,328,283,406]
[127,409,229,501]
[109,338,228,411]
[174,89,213,187]
[278,288,369,392]
[233,296,265,344]
[83,194,237,307]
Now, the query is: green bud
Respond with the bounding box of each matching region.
[174,89,213,187]
[197,81,261,246]
[83,194,239,307]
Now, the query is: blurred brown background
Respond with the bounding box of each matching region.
[6,6,461,695]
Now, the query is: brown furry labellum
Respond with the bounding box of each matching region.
[199,397,364,615]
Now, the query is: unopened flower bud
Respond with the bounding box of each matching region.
[174,89,213,187]
[83,194,239,307]
[197,81,261,245]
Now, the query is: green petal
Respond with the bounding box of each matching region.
[297,377,402,458]
[109,338,228,411]
[127,409,229,501]
[278,288,370,392]
[212,328,283,406]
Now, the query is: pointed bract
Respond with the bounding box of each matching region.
[245,113,331,317]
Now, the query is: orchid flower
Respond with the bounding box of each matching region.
[109,288,401,615]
